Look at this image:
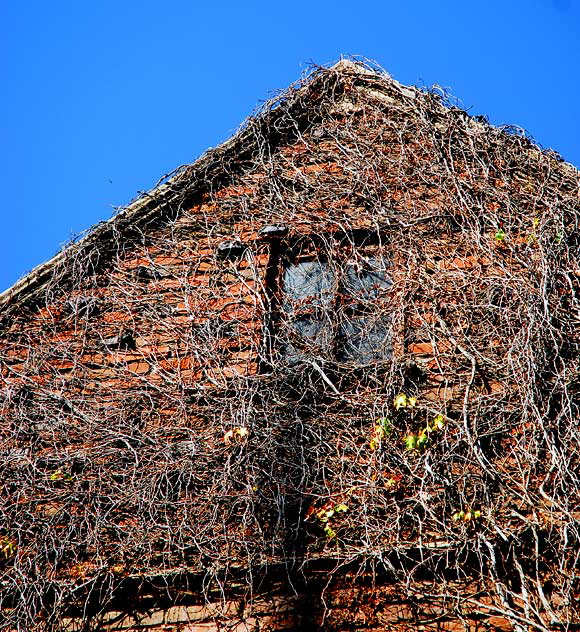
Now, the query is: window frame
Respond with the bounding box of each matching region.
[262,229,397,371]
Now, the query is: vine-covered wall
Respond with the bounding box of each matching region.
[1,61,579,631]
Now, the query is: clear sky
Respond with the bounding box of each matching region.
[1,0,579,293]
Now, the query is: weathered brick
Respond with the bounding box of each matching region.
[126,360,151,375]
[215,185,255,198]
[408,342,435,355]
[299,161,342,175]
[438,256,491,271]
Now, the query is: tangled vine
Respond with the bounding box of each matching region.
[1,60,579,631]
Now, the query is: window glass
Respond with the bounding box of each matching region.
[277,247,392,367]
[338,256,392,365]
[337,316,392,365]
[283,313,333,365]
[281,261,334,364]
[282,261,334,307]
[342,257,392,299]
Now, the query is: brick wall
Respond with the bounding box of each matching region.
[1,66,579,630]
[58,573,513,631]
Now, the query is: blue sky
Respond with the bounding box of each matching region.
[1,0,579,293]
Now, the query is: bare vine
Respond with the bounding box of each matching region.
[0,59,579,630]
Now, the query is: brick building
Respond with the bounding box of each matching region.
[1,60,579,631]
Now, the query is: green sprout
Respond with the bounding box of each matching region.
[310,502,349,540]
[323,525,337,539]
[404,414,446,452]
[370,417,393,450]
[452,508,482,522]
[394,393,417,410]
[0,536,16,560]
[50,469,73,482]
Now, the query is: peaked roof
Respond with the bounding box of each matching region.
[1,59,577,311]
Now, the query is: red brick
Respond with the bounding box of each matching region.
[154,256,184,266]
[409,342,434,354]
[79,353,106,365]
[48,332,75,343]
[215,185,255,198]
[51,359,76,371]
[438,256,490,270]
[148,278,182,290]
[2,362,24,375]
[159,357,197,371]
[3,348,28,360]
[126,360,151,375]
[122,257,155,270]
[102,311,134,324]
[109,352,143,364]
[299,161,342,175]
[140,344,172,356]
[221,362,258,378]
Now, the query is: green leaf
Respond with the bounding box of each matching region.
[417,433,430,449]
[394,393,408,410]
[404,435,418,450]
[0,536,16,559]
[323,525,337,539]
[377,417,393,436]
[432,415,445,431]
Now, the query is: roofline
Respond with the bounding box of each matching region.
[0,60,391,310]
[1,58,578,311]
[0,180,178,308]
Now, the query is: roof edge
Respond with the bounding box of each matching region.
[1,58,578,311]
[0,59,391,310]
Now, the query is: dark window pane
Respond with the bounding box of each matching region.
[280,313,333,365]
[342,257,392,299]
[278,251,392,367]
[280,262,334,364]
[283,261,334,308]
[337,316,392,365]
